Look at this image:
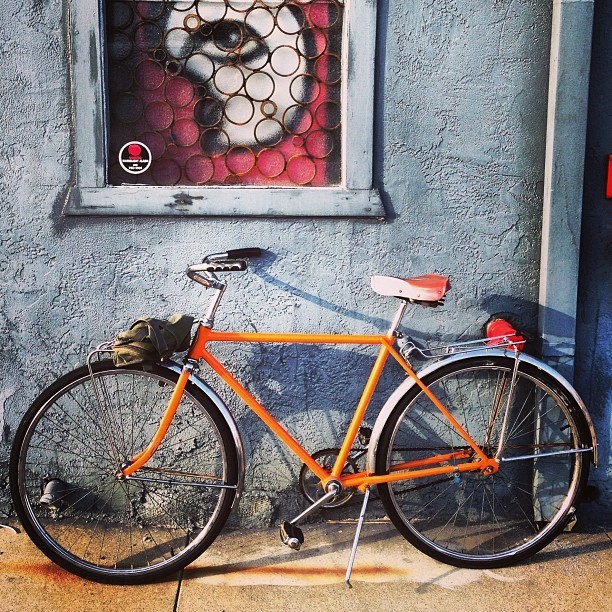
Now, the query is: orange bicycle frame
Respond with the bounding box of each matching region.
[123,324,497,485]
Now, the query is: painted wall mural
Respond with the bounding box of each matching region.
[106,0,344,187]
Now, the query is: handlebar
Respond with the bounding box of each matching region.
[187,248,263,286]
[186,249,263,322]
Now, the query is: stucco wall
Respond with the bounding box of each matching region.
[0,0,556,524]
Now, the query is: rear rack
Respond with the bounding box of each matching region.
[398,334,526,361]
[86,342,114,366]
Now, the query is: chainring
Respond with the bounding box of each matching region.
[298,448,359,508]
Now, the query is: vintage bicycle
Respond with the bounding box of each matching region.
[9,248,597,585]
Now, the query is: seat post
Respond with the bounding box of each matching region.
[386,300,408,337]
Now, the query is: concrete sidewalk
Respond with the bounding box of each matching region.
[1,519,610,612]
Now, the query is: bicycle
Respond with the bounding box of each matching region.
[9,248,597,585]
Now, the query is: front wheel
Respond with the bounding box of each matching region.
[376,356,591,568]
[10,360,239,584]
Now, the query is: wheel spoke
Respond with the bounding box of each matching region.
[376,356,587,567]
[12,361,237,583]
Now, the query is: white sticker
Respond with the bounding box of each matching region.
[119,141,152,174]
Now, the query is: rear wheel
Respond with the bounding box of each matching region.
[376,356,591,568]
[10,361,239,584]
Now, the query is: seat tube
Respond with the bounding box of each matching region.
[332,342,390,479]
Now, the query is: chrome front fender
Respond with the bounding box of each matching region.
[162,361,245,505]
[366,348,598,474]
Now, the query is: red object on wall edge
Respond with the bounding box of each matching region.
[607,154,612,199]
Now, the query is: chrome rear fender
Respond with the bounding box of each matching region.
[367,348,598,473]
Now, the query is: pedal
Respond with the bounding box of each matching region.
[280,521,304,551]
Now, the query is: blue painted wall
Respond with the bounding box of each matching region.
[575,0,612,522]
[2,1,607,526]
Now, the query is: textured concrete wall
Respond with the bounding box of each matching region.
[0,0,556,524]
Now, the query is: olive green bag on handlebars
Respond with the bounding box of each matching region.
[112,314,194,367]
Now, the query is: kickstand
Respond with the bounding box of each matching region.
[345,487,371,588]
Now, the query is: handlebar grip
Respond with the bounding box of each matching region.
[189,261,247,274]
[225,248,262,259]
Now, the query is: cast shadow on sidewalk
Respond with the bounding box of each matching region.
[180,521,612,584]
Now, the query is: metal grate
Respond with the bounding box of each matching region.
[105,0,344,188]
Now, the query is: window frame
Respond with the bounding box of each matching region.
[65,0,384,217]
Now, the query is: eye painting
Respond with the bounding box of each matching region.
[106,0,344,187]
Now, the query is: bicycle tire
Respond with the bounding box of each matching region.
[375,355,591,568]
[10,360,239,584]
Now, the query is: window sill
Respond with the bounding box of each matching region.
[64,186,385,218]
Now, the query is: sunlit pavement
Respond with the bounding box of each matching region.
[1,520,610,612]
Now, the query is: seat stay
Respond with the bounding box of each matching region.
[382,339,491,464]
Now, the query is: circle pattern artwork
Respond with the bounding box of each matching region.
[107,0,343,187]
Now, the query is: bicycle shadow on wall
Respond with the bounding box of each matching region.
[249,250,395,333]
[247,250,514,341]
[228,259,587,525]
[216,340,403,525]
[212,294,574,530]
[250,250,577,354]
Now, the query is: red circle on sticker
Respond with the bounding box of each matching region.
[127,144,142,157]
